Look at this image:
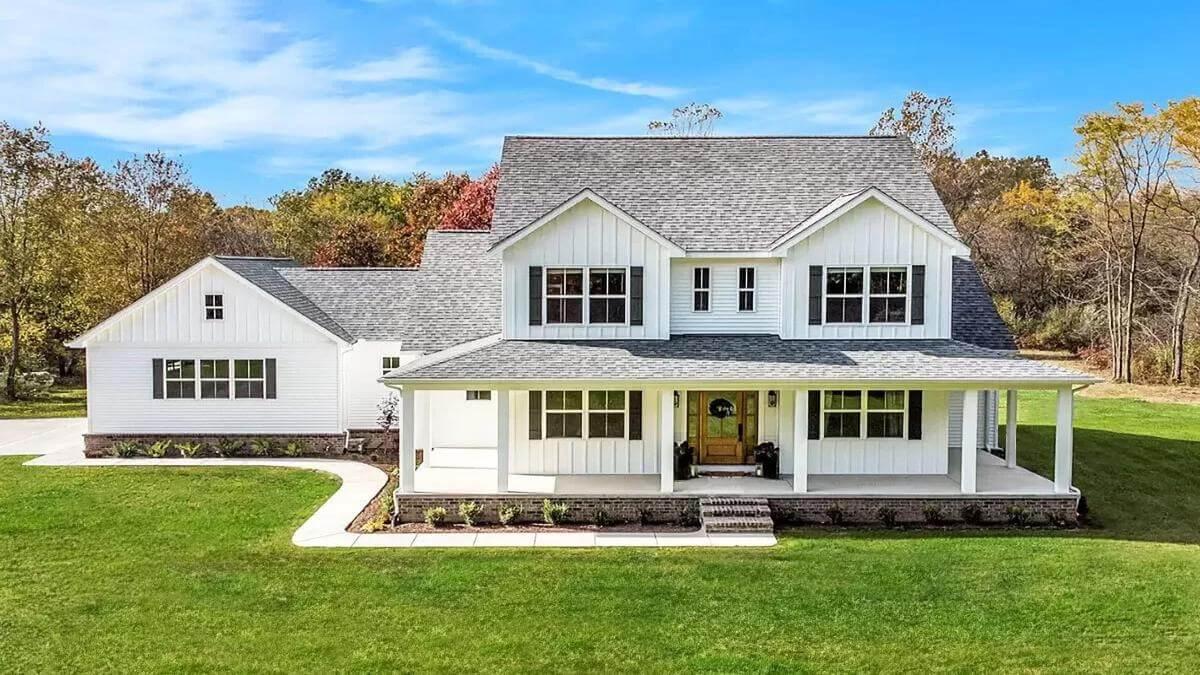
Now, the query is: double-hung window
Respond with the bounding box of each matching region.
[546,268,584,324]
[205,294,223,320]
[199,359,229,399]
[234,359,266,399]
[587,391,626,438]
[738,267,756,312]
[693,267,711,312]
[381,356,403,376]
[822,390,862,438]
[825,267,864,323]
[868,268,908,323]
[545,390,584,438]
[164,359,196,399]
[588,269,627,324]
[866,390,906,438]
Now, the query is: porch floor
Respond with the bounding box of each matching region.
[412,448,1061,496]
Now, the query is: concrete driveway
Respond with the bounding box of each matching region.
[0,417,86,463]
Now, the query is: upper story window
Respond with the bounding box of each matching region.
[738,267,756,312]
[466,390,492,401]
[234,359,265,399]
[825,267,864,323]
[692,267,711,312]
[164,359,196,399]
[204,294,223,320]
[868,268,908,323]
[382,356,403,376]
[588,269,626,324]
[546,268,584,324]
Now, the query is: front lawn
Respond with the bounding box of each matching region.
[2,393,1199,671]
[0,384,87,419]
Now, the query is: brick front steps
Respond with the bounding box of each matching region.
[701,497,775,533]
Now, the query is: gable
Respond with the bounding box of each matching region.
[492,189,684,256]
[771,189,968,254]
[69,260,340,348]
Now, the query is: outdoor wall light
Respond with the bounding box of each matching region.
[674,391,680,407]
[768,390,778,408]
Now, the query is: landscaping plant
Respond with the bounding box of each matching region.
[113,441,142,458]
[423,506,448,527]
[281,441,304,457]
[922,504,944,525]
[497,503,522,526]
[175,442,203,458]
[144,440,171,458]
[1006,505,1032,526]
[458,501,482,527]
[248,439,273,457]
[216,439,243,457]
[961,503,985,525]
[877,506,899,528]
[825,503,846,525]
[542,499,569,526]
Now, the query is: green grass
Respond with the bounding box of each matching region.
[2,394,1200,672]
[0,384,87,419]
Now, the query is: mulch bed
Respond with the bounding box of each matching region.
[376,522,694,534]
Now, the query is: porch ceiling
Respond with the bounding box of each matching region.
[383,336,1095,389]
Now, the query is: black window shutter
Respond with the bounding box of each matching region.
[908,390,923,440]
[911,265,926,326]
[528,390,542,440]
[528,266,543,326]
[152,358,164,399]
[265,359,277,399]
[628,390,643,440]
[630,266,644,326]
[807,390,821,440]
[808,266,823,325]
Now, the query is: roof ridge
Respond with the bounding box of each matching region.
[505,134,902,140]
[213,255,295,261]
[289,266,419,272]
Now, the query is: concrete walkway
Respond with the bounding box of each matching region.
[4,418,776,548]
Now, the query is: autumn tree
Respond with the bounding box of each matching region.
[205,205,277,257]
[648,103,723,136]
[1159,97,1200,382]
[871,92,959,206]
[311,216,390,267]
[441,164,499,231]
[397,171,469,265]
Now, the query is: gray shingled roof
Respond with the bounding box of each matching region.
[952,258,1017,351]
[215,256,356,343]
[384,336,1091,384]
[492,136,957,252]
[220,231,501,350]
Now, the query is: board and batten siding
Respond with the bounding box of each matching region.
[670,260,781,334]
[780,199,955,339]
[509,388,663,474]
[86,344,341,434]
[502,200,674,339]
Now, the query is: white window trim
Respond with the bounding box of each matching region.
[543,266,630,326]
[233,358,266,399]
[163,358,196,400]
[199,358,230,400]
[818,389,909,440]
[738,266,756,313]
[544,389,585,439]
[204,294,224,321]
[823,265,911,326]
[542,389,630,440]
[466,390,492,401]
[381,356,404,377]
[692,267,711,313]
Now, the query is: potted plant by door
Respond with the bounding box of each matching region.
[674,441,693,480]
[754,442,780,479]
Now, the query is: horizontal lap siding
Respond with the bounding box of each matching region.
[424,390,498,448]
[782,200,953,339]
[670,260,780,334]
[87,344,340,434]
[948,391,995,449]
[343,342,416,429]
[503,201,672,339]
[511,388,661,474]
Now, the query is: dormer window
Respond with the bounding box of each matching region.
[868,268,908,323]
[588,269,626,324]
[825,268,863,323]
[546,268,584,324]
[205,294,223,320]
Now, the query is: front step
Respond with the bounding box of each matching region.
[695,464,757,477]
[700,497,774,533]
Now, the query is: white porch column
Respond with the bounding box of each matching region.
[398,386,416,493]
[659,389,674,493]
[960,389,978,494]
[1054,386,1074,494]
[495,389,510,493]
[1005,389,1018,469]
[792,389,808,492]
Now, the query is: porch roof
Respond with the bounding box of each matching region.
[382,336,1096,388]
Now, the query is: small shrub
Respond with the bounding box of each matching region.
[636,506,652,526]
[1006,505,1031,526]
[217,438,244,457]
[542,499,569,526]
[458,501,483,527]
[594,508,615,527]
[175,441,203,458]
[362,494,392,533]
[961,503,985,525]
[280,441,304,457]
[922,504,944,525]
[497,503,523,526]
[14,371,55,399]
[876,506,899,528]
[113,441,142,458]
[247,438,273,457]
[144,440,171,458]
[679,502,701,528]
[424,506,448,527]
[825,503,846,525]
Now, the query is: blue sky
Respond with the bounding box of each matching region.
[2,1,1196,206]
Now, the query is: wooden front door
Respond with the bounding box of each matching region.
[699,391,748,464]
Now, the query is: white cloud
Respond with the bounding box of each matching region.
[335,155,423,177]
[424,21,685,99]
[0,1,460,150]
[714,94,882,133]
